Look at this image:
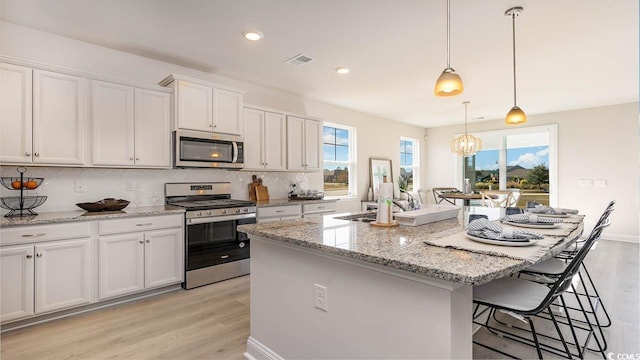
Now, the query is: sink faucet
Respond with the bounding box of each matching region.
[393,192,416,212]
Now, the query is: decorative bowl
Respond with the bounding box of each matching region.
[76,198,130,212]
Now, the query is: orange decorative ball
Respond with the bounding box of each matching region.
[11,180,22,189]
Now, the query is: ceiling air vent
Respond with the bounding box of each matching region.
[285,54,313,66]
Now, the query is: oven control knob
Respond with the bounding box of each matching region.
[243,208,248,213]
[239,242,245,248]
[197,211,202,217]
[222,209,227,215]
[235,209,241,214]
[207,211,212,216]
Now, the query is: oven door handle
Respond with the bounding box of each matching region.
[186,213,256,225]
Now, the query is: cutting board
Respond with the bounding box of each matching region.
[255,178,269,201]
[248,175,258,201]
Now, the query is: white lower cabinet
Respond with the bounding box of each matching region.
[0,238,92,323]
[98,215,183,300]
[256,204,302,223]
[302,202,337,219]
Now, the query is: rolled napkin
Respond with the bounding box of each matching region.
[503,213,563,224]
[467,218,544,241]
[527,205,579,215]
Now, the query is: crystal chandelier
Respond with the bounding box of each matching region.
[451,101,482,156]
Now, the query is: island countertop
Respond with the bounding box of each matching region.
[238,212,584,286]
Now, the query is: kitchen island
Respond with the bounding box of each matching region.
[238,212,584,359]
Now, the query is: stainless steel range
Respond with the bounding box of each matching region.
[165,182,256,289]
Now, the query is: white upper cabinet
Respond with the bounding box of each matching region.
[91,80,171,168]
[0,63,33,164]
[33,69,86,165]
[287,116,321,172]
[1,64,86,166]
[161,74,244,136]
[133,88,171,167]
[243,108,286,170]
[91,80,135,166]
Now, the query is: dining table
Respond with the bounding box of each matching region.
[438,191,496,207]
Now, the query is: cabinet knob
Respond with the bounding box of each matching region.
[26,254,33,259]
[139,240,144,244]
[145,239,150,243]
[208,124,213,128]
[34,152,40,157]
[25,152,31,156]
[135,157,140,161]
[36,253,42,257]
[130,156,134,160]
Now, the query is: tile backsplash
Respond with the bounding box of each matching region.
[0,166,323,214]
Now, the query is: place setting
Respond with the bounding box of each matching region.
[466,218,544,247]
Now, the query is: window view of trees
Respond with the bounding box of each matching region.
[400,139,417,191]
[323,125,352,196]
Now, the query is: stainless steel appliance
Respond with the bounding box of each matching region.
[165,182,256,289]
[174,130,244,169]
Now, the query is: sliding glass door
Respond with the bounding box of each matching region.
[461,125,557,207]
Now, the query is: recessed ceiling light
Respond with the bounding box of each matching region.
[335,67,350,75]
[243,31,263,41]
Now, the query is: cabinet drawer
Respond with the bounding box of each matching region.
[257,205,301,219]
[302,202,337,214]
[99,214,183,235]
[1,222,91,246]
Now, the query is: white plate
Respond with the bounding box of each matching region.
[525,212,570,218]
[465,233,539,247]
[503,221,560,229]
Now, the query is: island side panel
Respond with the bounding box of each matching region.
[245,235,472,359]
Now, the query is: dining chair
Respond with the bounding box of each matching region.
[473,218,611,359]
[479,190,516,208]
[431,187,458,205]
[519,201,616,352]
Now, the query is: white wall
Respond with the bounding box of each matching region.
[0,21,426,214]
[425,103,639,242]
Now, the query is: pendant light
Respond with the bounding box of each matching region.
[434,0,463,96]
[451,101,482,157]
[505,6,526,125]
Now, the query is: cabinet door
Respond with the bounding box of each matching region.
[176,79,212,132]
[90,80,134,166]
[286,116,306,171]
[0,63,33,164]
[242,108,264,169]
[33,69,86,165]
[134,88,171,167]
[144,228,183,289]
[264,112,287,170]
[0,245,34,322]
[35,238,92,314]
[304,119,322,171]
[213,89,242,135]
[98,233,145,300]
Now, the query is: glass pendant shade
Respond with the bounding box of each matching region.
[451,134,482,157]
[505,105,526,125]
[434,68,463,96]
[434,0,463,97]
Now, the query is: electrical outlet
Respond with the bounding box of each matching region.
[126,182,135,191]
[74,181,86,193]
[314,284,328,312]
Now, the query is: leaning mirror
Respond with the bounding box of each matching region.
[369,158,393,200]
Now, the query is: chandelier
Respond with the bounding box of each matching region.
[451,101,482,156]
[434,0,463,96]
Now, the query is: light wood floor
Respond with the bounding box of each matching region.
[1,239,637,359]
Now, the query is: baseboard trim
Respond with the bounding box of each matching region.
[601,234,638,243]
[244,336,283,360]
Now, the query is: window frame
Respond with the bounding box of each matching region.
[454,124,558,206]
[322,122,357,198]
[399,136,420,192]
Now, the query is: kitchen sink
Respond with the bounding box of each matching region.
[335,212,378,223]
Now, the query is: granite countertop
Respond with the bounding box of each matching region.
[255,198,338,207]
[238,212,583,286]
[0,205,185,227]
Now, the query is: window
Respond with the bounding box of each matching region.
[399,137,419,192]
[323,123,356,197]
[462,125,557,207]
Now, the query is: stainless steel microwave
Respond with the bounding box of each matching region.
[174,130,244,169]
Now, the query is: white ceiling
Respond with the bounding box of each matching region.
[2,0,638,127]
